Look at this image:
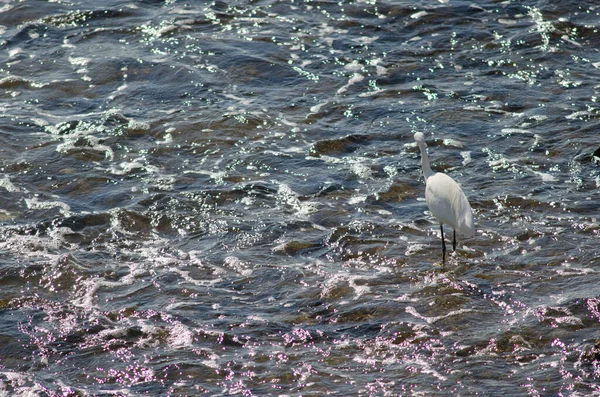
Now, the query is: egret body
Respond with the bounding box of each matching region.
[414,132,474,262]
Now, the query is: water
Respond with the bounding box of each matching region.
[0,0,600,395]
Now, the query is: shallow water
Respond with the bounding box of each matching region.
[1,0,600,395]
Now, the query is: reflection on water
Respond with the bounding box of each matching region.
[1,0,600,395]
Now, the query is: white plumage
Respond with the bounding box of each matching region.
[414,132,474,262]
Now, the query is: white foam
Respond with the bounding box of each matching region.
[68,56,90,67]
[110,160,152,176]
[276,183,318,217]
[358,89,385,97]
[442,138,464,148]
[56,135,114,161]
[530,169,557,182]
[168,322,195,348]
[0,371,45,396]
[25,196,71,215]
[343,60,363,72]
[309,101,327,114]
[320,271,374,300]
[351,162,372,179]
[128,119,150,132]
[0,175,21,192]
[404,243,429,256]
[406,305,473,325]
[337,72,364,95]
[71,277,100,309]
[501,128,531,135]
[348,195,367,205]
[224,256,253,276]
[410,11,428,19]
[460,150,472,166]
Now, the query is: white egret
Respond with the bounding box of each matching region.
[414,132,474,262]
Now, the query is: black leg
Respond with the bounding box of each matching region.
[440,224,446,263]
[453,230,456,251]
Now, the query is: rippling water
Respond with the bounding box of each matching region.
[1,0,600,395]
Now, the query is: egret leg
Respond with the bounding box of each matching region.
[440,224,446,263]
[453,230,456,251]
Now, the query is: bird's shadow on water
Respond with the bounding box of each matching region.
[413,254,497,303]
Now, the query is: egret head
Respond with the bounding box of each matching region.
[413,132,426,144]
